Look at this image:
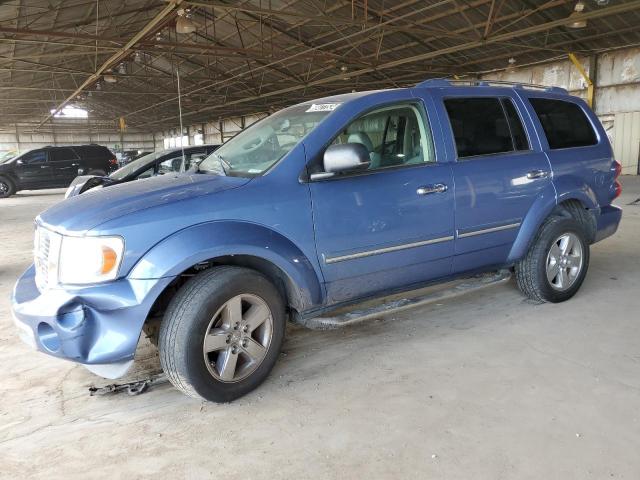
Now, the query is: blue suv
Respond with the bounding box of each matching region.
[11,79,622,402]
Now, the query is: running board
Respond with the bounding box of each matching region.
[298,270,512,330]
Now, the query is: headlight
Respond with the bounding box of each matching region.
[58,236,124,285]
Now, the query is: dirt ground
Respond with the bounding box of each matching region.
[1,178,639,480]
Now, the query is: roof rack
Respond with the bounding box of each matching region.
[415,78,568,94]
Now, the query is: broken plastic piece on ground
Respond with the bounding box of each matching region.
[88,373,167,397]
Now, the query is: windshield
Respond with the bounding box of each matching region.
[198,103,337,176]
[110,151,162,180]
[0,150,19,164]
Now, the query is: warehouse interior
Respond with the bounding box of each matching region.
[1,1,640,478]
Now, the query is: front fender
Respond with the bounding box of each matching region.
[128,221,323,311]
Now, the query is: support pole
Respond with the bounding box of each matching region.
[568,53,594,108]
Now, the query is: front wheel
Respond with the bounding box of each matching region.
[0,176,16,198]
[515,216,590,303]
[158,266,285,402]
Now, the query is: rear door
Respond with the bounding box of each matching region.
[434,91,554,271]
[309,97,455,304]
[14,149,51,188]
[49,147,81,186]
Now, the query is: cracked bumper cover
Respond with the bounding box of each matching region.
[11,265,174,378]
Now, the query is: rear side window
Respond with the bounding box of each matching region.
[50,147,78,162]
[444,97,530,158]
[529,98,597,149]
[73,145,112,160]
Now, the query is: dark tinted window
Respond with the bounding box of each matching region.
[445,97,520,158]
[501,99,529,150]
[73,145,112,159]
[529,98,597,149]
[50,147,77,162]
[20,150,47,164]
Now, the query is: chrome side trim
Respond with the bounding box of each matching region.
[457,222,521,239]
[324,235,454,264]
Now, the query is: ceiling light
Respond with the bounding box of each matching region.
[134,51,142,63]
[176,9,196,34]
[567,1,587,29]
[118,63,126,74]
[506,57,517,73]
[95,82,101,91]
[103,74,117,84]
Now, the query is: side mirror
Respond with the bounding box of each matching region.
[310,143,370,180]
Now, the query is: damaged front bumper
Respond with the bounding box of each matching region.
[11,265,174,379]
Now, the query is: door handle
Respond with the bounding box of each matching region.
[417,183,448,195]
[40,165,51,169]
[526,169,549,179]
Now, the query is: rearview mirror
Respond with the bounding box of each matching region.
[310,143,370,180]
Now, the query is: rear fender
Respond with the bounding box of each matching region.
[129,221,323,311]
[507,179,598,263]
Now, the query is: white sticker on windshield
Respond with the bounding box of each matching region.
[305,103,341,113]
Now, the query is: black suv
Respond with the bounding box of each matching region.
[0,144,117,198]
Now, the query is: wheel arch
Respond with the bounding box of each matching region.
[507,187,597,263]
[129,221,324,318]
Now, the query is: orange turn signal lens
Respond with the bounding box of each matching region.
[101,246,118,274]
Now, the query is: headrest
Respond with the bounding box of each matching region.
[347,132,374,152]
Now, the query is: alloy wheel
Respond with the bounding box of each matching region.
[202,294,273,383]
[545,232,584,291]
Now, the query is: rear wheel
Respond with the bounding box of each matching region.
[158,266,285,402]
[515,216,590,303]
[0,176,15,198]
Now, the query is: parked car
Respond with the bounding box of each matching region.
[64,145,220,198]
[12,79,622,402]
[116,149,153,166]
[0,144,117,198]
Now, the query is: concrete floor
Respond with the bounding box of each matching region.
[1,179,639,480]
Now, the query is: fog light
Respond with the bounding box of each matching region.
[37,323,61,352]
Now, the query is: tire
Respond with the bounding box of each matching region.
[158,266,286,402]
[515,216,590,303]
[0,176,16,198]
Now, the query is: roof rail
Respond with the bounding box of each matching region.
[415,78,568,94]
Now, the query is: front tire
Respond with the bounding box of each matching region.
[158,266,286,402]
[0,176,16,198]
[515,216,590,303]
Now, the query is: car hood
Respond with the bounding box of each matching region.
[38,173,250,234]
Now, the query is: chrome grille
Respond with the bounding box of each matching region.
[34,227,60,290]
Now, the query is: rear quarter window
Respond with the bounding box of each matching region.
[529,98,597,149]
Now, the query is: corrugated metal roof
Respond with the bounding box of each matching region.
[0,0,639,130]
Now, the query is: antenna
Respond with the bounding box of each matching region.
[176,66,186,167]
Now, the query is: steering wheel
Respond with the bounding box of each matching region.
[241,126,275,154]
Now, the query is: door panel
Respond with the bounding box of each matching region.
[450,151,552,270]
[15,150,50,188]
[50,147,81,186]
[311,165,454,303]
[308,101,454,304]
[437,93,553,272]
